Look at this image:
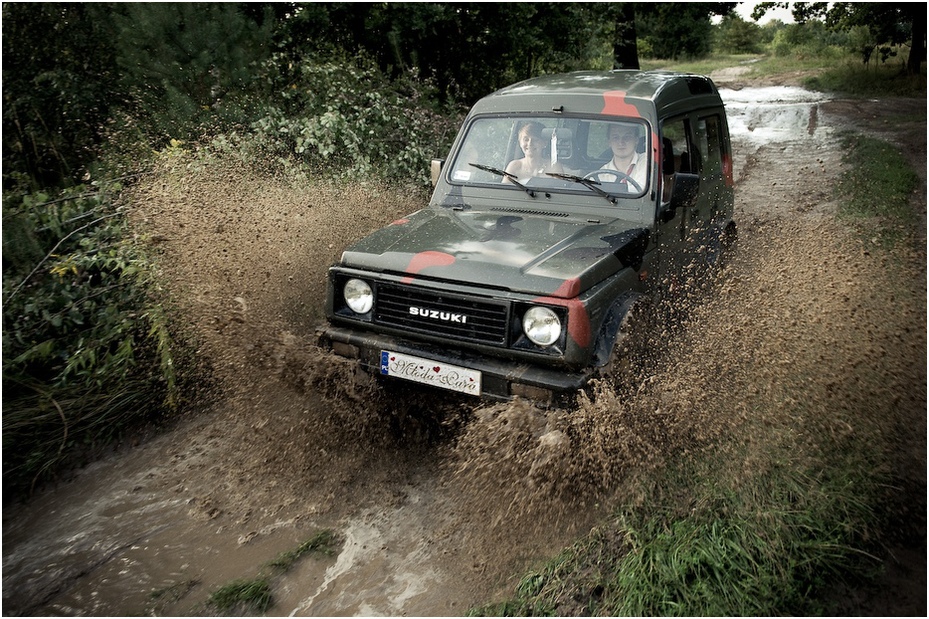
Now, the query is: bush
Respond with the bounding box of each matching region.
[2,182,187,500]
[225,55,464,186]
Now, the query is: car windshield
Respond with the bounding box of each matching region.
[448,116,651,199]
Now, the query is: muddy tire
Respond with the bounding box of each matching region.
[597,297,656,387]
[706,223,737,270]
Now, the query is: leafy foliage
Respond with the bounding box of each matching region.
[2,183,187,499]
[277,3,614,104]
[715,15,765,54]
[2,3,123,189]
[637,3,724,59]
[225,55,464,186]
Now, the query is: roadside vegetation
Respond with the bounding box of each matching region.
[205,529,339,615]
[472,386,904,616]
[2,181,194,498]
[3,2,924,614]
[835,134,922,247]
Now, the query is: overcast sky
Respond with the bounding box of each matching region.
[734,1,796,24]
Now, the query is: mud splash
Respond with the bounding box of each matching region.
[3,89,925,616]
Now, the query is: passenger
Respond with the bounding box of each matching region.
[599,123,648,191]
[504,121,563,183]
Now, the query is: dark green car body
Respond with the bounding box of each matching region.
[320,71,735,402]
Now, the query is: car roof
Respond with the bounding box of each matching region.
[470,70,725,120]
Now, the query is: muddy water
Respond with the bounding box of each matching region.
[722,85,832,145]
[3,87,925,616]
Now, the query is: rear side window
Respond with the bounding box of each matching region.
[696,115,725,177]
[660,118,697,175]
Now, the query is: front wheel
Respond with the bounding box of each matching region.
[597,298,656,386]
[705,223,737,269]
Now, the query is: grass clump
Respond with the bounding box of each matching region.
[208,577,273,614]
[206,529,340,615]
[806,62,927,97]
[605,469,880,616]
[265,529,339,571]
[834,134,921,248]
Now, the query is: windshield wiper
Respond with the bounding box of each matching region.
[547,172,617,204]
[470,162,536,198]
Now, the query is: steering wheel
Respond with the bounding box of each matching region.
[583,170,642,193]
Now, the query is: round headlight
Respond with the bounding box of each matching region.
[344,278,373,314]
[523,306,562,347]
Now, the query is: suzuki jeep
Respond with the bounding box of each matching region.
[319,71,735,403]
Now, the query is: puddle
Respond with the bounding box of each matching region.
[721,86,833,143]
[282,494,448,616]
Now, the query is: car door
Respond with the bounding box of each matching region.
[687,111,732,264]
[655,111,731,295]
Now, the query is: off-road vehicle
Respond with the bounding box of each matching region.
[319,70,735,402]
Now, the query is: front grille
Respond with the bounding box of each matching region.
[375,283,509,345]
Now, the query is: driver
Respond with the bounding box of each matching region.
[598,123,648,191]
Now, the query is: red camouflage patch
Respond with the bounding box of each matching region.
[401,250,455,283]
[602,91,642,117]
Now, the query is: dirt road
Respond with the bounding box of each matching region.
[3,82,925,616]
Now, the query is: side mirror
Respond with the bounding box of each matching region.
[430,159,445,187]
[659,172,699,223]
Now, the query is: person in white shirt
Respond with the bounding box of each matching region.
[598,123,648,192]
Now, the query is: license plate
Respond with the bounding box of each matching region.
[380,351,482,396]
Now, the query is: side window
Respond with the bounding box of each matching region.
[660,118,690,175]
[696,115,724,177]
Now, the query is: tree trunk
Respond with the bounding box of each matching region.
[906,3,926,75]
[612,3,639,70]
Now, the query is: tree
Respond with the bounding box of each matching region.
[111,3,273,140]
[716,14,764,54]
[278,3,611,103]
[2,3,123,188]
[636,3,736,60]
[753,2,925,74]
[612,4,640,69]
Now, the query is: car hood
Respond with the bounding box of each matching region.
[340,207,650,298]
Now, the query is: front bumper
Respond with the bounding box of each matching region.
[318,325,590,403]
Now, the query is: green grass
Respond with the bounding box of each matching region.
[834,134,921,248]
[807,61,927,97]
[205,530,339,615]
[471,453,885,617]
[640,53,762,75]
[643,51,925,98]
[264,529,339,570]
[208,577,273,613]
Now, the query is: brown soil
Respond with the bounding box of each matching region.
[2,84,925,616]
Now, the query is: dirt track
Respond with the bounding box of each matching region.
[2,83,926,615]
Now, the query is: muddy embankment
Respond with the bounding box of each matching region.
[2,87,926,616]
